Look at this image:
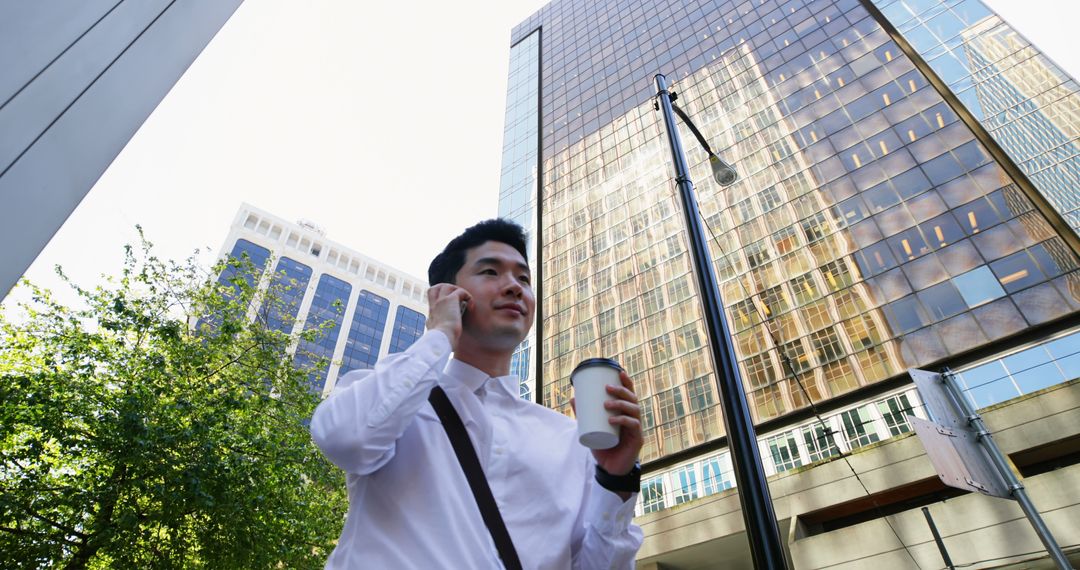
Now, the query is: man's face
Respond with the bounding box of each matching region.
[453,240,535,353]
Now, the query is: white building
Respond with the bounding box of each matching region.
[213,202,429,395]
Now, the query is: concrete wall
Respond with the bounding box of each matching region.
[0,0,243,299]
[636,379,1080,569]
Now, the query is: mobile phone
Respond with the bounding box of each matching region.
[460,300,468,316]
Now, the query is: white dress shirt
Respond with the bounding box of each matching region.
[311,329,643,569]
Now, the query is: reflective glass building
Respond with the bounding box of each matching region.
[212,203,429,394]
[500,0,1080,566]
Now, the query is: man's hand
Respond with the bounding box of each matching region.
[426,284,472,352]
[572,370,643,501]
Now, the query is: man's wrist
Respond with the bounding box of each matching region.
[429,326,458,351]
[595,462,641,494]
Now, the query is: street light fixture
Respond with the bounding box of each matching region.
[667,96,739,187]
[653,73,788,570]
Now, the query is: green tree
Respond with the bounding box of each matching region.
[0,233,346,569]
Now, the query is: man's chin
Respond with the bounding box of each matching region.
[487,326,531,349]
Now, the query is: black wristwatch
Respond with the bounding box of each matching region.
[595,462,642,493]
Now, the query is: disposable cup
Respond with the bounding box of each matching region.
[571,358,623,450]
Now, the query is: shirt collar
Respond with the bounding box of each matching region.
[444,358,519,398]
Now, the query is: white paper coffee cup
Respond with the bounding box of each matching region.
[572,358,623,450]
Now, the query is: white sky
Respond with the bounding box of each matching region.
[6,0,1078,309]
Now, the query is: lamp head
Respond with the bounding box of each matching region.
[709,154,738,187]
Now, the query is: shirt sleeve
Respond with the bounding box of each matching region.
[309,329,452,475]
[571,458,644,569]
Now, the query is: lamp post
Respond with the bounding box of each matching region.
[654,73,788,570]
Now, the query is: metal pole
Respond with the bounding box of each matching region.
[654,73,788,570]
[940,368,1071,569]
[921,507,955,570]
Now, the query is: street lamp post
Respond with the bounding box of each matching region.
[654,73,789,570]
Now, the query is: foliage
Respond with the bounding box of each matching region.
[0,232,346,569]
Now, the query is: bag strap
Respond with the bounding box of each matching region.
[428,386,523,570]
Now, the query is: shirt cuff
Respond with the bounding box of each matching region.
[584,477,637,535]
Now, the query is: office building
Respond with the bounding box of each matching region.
[500,0,1080,566]
[212,203,429,395]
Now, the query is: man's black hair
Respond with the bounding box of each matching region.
[428,219,529,286]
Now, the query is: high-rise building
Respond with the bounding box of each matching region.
[499,0,1080,566]
[0,2,243,299]
[212,203,429,395]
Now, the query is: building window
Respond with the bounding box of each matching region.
[701,455,734,495]
[672,465,698,505]
[685,375,714,412]
[641,475,666,514]
[510,338,531,399]
[820,259,854,291]
[801,421,841,463]
[389,306,426,354]
[656,387,686,424]
[877,393,916,437]
[810,327,846,364]
[295,274,351,393]
[767,432,803,473]
[220,239,270,289]
[261,257,313,335]
[339,290,390,376]
[840,406,881,449]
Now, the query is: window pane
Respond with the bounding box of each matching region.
[917,280,966,320]
[953,266,1006,307]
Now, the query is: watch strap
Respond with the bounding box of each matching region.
[595,462,642,493]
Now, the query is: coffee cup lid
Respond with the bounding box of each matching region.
[571,358,623,383]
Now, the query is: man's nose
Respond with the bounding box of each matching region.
[503,276,523,297]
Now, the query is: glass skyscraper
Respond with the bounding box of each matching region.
[499,0,1080,566]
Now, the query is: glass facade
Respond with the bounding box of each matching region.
[218,239,271,290]
[388,305,426,354]
[955,326,1080,408]
[198,239,271,331]
[511,0,1080,470]
[295,274,351,392]
[636,387,922,516]
[510,337,533,399]
[261,256,313,335]
[339,290,390,375]
[873,0,1080,231]
[498,29,542,401]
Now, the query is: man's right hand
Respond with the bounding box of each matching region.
[426,284,472,352]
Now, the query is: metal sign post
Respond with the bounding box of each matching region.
[908,368,1071,569]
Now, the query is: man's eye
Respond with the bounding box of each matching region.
[520,275,531,284]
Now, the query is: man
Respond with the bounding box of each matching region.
[311,219,644,569]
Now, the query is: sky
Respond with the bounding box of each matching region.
[5,0,1079,310]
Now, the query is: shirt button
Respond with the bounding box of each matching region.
[495,447,504,455]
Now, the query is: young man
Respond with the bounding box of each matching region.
[311,219,644,569]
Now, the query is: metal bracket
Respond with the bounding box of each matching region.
[965,477,989,493]
[935,425,958,437]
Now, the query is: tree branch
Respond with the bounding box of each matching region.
[0,524,83,547]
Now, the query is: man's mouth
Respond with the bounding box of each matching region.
[496,305,525,315]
